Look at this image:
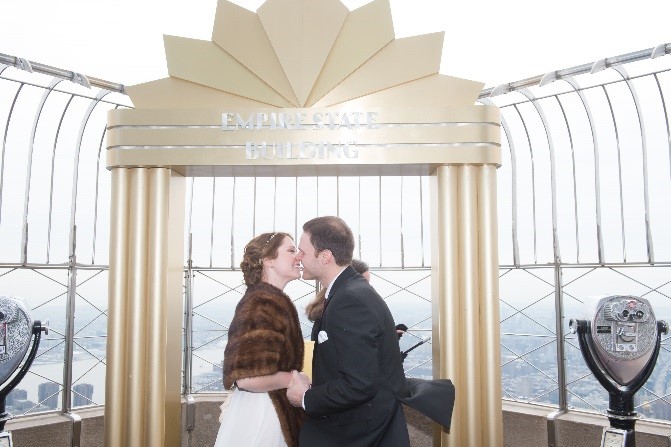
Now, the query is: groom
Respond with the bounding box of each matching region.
[288,216,410,446]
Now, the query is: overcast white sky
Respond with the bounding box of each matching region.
[1,0,669,90]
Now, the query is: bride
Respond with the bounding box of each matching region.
[215,232,309,447]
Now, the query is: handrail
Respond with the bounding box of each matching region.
[480,43,671,98]
[0,53,126,94]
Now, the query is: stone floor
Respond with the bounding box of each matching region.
[405,406,434,447]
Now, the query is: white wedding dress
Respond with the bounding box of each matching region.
[214,387,287,447]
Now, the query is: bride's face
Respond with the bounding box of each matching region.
[269,236,302,282]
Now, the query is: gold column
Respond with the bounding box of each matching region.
[458,165,482,447]
[431,165,461,447]
[105,168,129,447]
[430,164,502,447]
[166,170,186,445]
[126,168,149,444]
[478,165,503,447]
[145,168,169,445]
[105,167,185,447]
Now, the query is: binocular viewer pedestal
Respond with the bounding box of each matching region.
[570,295,669,447]
[0,297,48,446]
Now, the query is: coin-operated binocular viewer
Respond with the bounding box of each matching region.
[569,295,668,447]
[0,296,48,446]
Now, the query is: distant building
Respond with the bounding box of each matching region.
[5,388,27,407]
[12,399,37,413]
[73,383,94,407]
[38,382,60,410]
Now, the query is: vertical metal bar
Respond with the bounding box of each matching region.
[252,177,257,235]
[209,178,216,268]
[62,225,77,411]
[513,104,539,263]
[65,89,109,414]
[0,83,25,228]
[272,177,277,230]
[503,117,521,267]
[21,78,62,264]
[519,89,561,265]
[652,74,671,218]
[400,176,404,268]
[92,107,117,264]
[69,89,110,264]
[554,263,567,411]
[612,66,654,263]
[186,178,194,239]
[294,177,298,241]
[183,234,194,395]
[419,176,425,267]
[601,85,627,261]
[358,176,362,261]
[230,177,236,268]
[562,76,605,264]
[519,91,567,408]
[336,176,340,216]
[46,95,75,263]
[481,98,520,266]
[378,176,382,266]
[315,176,319,217]
[554,96,581,262]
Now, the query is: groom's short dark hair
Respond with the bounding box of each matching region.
[303,216,354,266]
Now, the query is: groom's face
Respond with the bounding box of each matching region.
[297,232,321,281]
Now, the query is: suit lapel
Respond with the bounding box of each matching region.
[314,266,358,342]
[325,265,357,305]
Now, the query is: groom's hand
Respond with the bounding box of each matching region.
[287,370,310,407]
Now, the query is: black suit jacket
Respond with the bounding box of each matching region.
[301,266,410,447]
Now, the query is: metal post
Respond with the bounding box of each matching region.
[62,226,77,411]
[554,262,567,411]
[183,234,194,395]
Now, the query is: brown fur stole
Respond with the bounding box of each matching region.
[223,281,305,446]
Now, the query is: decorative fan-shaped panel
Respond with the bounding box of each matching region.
[126,0,483,109]
[257,0,349,106]
[211,0,299,106]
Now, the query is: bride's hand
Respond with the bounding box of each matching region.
[287,370,310,407]
[295,371,311,388]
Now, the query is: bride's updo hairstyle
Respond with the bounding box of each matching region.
[240,232,292,286]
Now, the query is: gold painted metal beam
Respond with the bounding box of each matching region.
[430,165,503,447]
[105,168,185,447]
[458,165,483,447]
[105,168,129,447]
[479,165,503,446]
[431,165,462,447]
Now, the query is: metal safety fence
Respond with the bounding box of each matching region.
[0,46,670,424]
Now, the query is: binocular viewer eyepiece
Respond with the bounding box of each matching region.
[570,295,669,447]
[569,295,668,387]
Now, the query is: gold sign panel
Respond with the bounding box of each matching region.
[107,106,500,176]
